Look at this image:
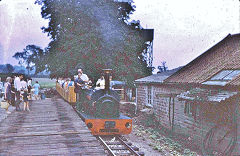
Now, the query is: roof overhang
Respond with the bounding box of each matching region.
[177,88,238,103]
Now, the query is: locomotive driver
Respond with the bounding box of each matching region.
[75,69,91,111]
[74,72,85,111]
[78,68,89,82]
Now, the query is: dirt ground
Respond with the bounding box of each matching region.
[122,111,202,156]
[124,126,164,156]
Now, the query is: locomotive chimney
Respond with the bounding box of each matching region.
[103,69,112,93]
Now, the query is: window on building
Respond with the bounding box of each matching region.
[202,69,240,86]
[184,101,199,121]
[147,86,153,107]
[127,88,132,100]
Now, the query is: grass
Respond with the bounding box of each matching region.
[32,78,56,89]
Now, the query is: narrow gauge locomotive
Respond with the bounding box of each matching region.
[56,69,132,135]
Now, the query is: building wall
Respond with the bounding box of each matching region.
[136,83,240,155]
[136,84,147,110]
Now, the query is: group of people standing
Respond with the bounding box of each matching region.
[1,74,41,113]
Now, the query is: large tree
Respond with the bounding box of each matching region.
[36,0,151,85]
[13,45,46,75]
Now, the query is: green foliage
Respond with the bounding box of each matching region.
[149,134,158,139]
[37,0,151,85]
[133,123,200,156]
[2,64,14,73]
[142,114,157,127]
[32,78,56,89]
[13,45,46,75]
[39,82,56,89]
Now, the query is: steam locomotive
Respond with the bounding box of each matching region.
[56,69,132,135]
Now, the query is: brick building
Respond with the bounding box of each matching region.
[135,33,240,155]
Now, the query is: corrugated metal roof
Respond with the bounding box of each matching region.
[177,88,238,103]
[111,80,125,86]
[202,81,227,86]
[135,74,170,83]
[227,74,240,86]
[135,67,181,84]
[113,0,133,2]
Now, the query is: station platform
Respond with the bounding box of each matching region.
[0,97,106,155]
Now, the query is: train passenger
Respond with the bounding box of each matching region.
[88,79,93,89]
[62,78,67,88]
[63,78,68,90]
[78,68,89,82]
[74,73,85,110]
[58,77,64,87]
[67,78,74,87]
[95,76,105,90]
[63,78,72,90]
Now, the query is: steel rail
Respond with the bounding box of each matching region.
[97,135,140,156]
[97,136,116,156]
[116,135,140,156]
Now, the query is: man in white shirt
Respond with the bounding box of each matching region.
[14,74,23,111]
[21,79,27,90]
[78,69,89,82]
[27,79,32,87]
[14,76,22,91]
[95,76,105,90]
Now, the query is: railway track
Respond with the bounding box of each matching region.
[97,135,144,156]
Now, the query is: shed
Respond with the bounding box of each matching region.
[135,33,240,155]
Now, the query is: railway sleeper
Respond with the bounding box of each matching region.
[110,147,128,150]
[112,150,131,154]
[105,141,121,145]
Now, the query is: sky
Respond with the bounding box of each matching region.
[0,0,49,65]
[130,0,239,70]
[0,0,239,70]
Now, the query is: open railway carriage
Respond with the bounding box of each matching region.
[56,69,132,135]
